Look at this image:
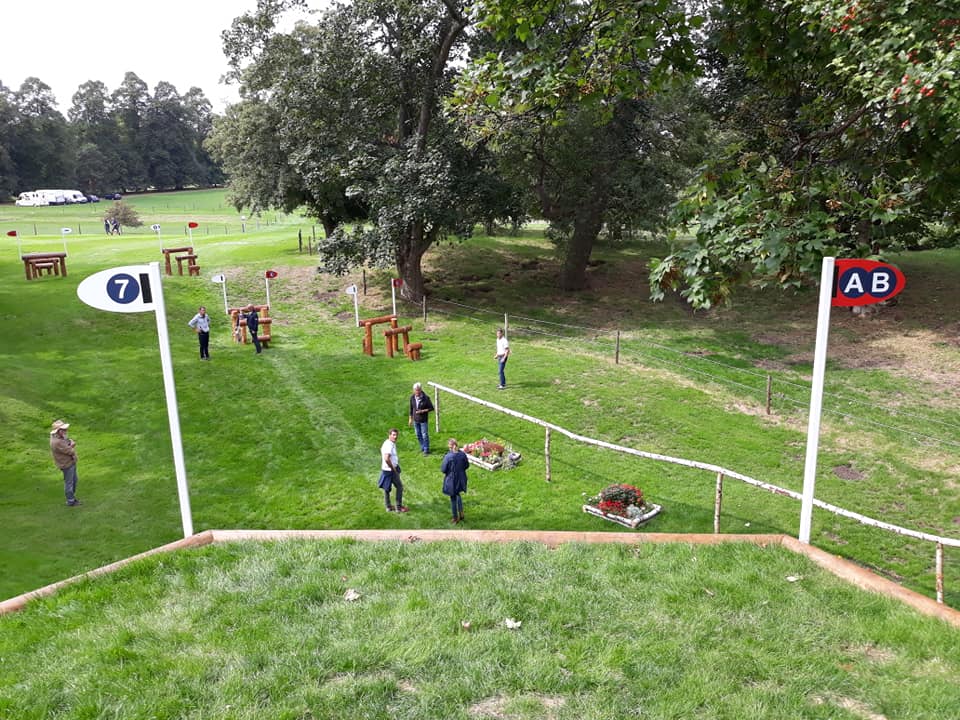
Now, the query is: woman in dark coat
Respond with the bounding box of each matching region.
[440,438,469,524]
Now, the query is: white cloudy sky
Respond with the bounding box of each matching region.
[2,1,323,114]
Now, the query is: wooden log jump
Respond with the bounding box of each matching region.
[229,305,272,346]
[161,246,192,276]
[382,325,412,358]
[405,341,423,361]
[361,315,397,356]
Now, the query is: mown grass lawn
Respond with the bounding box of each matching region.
[1,539,958,719]
[0,189,957,608]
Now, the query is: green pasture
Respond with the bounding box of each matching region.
[0,189,958,609]
[2,539,958,719]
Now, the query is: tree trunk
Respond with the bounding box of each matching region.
[396,219,433,301]
[560,208,604,291]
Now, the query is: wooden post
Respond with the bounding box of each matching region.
[936,542,944,604]
[422,296,427,326]
[504,312,509,337]
[545,427,551,483]
[714,472,724,533]
[766,375,773,414]
[434,386,440,433]
[615,331,621,364]
[362,268,367,295]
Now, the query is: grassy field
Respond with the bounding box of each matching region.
[0,189,958,608]
[1,539,958,719]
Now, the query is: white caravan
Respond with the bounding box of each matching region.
[15,191,49,206]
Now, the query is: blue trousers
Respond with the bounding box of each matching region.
[414,421,429,453]
[498,357,508,387]
[62,464,78,504]
[450,493,463,520]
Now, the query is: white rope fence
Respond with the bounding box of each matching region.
[428,381,960,605]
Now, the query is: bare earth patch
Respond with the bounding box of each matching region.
[469,694,566,719]
[811,694,888,720]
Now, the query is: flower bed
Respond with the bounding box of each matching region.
[582,483,661,529]
[463,438,521,471]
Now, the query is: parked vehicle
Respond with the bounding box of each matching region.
[15,191,49,207]
[86,194,100,203]
[101,192,123,200]
[33,189,87,205]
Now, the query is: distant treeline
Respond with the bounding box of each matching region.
[0,73,223,200]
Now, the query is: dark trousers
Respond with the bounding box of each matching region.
[450,493,463,520]
[251,330,262,353]
[198,331,210,359]
[62,464,78,504]
[381,471,403,509]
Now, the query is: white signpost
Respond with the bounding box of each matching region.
[60,227,71,254]
[391,278,402,317]
[77,262,193,538]
[151,223,162,250]
[345,283,359,326]
[264,269,278,308]
[798,257,906,544]
[211,273,228,315]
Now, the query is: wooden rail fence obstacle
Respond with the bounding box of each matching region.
[22,252,68,280]
[161,246,200,276]
[361,314,397,356]
[229,305,273,347]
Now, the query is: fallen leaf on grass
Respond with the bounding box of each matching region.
[786,576,803,583]
[504,618,522,630]
[344,588,362,601]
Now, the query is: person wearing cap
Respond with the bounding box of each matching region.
[188,306,211,360]
[408,382,434,455]
[378,428,408,513]
[49,420,81,506]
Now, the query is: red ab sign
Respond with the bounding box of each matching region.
[832,259,906,307]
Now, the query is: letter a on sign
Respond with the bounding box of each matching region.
[832,259,906,307]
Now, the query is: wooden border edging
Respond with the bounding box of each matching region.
[0,531,215,615]
[3,530,958,627]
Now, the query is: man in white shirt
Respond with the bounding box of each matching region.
[495,328,510,389]
[378,428,408,512]
[187,306,211,360]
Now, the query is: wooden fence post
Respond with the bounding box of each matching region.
[936,542,944,604]
[545,427,551,483]
[615,331,621,364]
[714,472,724,533]
[422,296,427,326]
[766,375,773,414]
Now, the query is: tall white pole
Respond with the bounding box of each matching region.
[391,282,397,317]
[221,280,229,316]
[148,261,194,537]
[265,278,271,309]
[353,291,360,327]
[799,256,835,544]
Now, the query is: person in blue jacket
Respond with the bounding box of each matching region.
[440,438,469,524]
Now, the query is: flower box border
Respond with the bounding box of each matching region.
[582,503,662,529]
[465,451,521,472]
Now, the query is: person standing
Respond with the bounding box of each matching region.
[188,306,211,360]
[440,438,469,524]
[245,305,262,354]
[408,382,435,455]
[378,428,408,512]
[495,328,510,389]
[49,419,81,506]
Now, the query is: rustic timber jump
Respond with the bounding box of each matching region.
[22,252,67,280]
[361,314,397,356]
[229,305,273,347]
[161,246,200,276]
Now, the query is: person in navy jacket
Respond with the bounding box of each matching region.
[440,438,469,524]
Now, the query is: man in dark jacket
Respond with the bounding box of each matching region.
[440,438,469,523]
[408,382,434,455]
[245,305,262,354]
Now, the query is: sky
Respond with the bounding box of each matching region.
[2,1,321,115]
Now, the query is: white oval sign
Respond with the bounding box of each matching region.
[211,273,226,284]
[77,265,155,313]
[151,224,161,231]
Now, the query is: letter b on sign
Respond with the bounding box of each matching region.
[832,259,905,307]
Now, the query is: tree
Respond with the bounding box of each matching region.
[110,73,150,191]
[141,81,204,189]
[102,200,143,231]
[217,0,483,299]
[9,78,75,190]
[69,81,123,194]
[453,1,705,289]
[0,82,19,199]
[650,0,960,308]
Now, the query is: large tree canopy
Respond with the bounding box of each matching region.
[213,0,510,299]
[651,0,960,307]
